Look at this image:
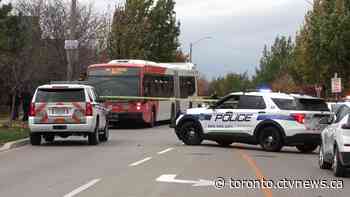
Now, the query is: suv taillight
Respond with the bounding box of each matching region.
[292,113,305,124]
[86,102,93,116]
[29,103,36,117]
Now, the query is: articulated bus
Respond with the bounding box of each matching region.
[87,60,198,127]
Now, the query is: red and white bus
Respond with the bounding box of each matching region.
[87,60,198,127]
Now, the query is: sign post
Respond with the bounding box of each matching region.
[331,73,342,101]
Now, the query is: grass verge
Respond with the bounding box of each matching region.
[0,127,29,145]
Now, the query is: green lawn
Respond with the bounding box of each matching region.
[0,127,29,145]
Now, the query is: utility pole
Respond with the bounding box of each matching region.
[65,0,78,81]
[189,43,193,62]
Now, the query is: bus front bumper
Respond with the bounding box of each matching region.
[108,112,143,122]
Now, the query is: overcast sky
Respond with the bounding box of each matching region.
[11,0,310,78]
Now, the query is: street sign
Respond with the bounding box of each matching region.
[64,40,79,50]
[331,73,342,93]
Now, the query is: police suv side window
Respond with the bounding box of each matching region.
[238,96,266,109]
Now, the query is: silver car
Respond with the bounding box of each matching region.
[319,103,350,177]
[29,84,109,145]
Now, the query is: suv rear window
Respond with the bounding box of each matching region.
[272,98,329,111]
[296,98,329,111]
[35,89,85,102]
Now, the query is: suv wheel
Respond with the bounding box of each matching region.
[30,133,41,146]
[296,144,318,153]
[259,126,283,152]
[99,121,110,142]
[180,121,203,146]
[333,147,346,177]
[319,145,331,169]
[216,140,233,147]
[44,135,55,143]
[88,122,100,145]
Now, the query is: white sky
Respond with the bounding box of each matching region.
[6,0,311,78]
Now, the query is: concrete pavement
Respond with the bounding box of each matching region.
[0,124,349,197]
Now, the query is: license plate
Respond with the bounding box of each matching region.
[52,108,69,115]
[53,125,67,130]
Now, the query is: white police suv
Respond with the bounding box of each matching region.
[175,92,331,152]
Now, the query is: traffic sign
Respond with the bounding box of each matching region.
[332,74,342,93]
[64,40,79,50]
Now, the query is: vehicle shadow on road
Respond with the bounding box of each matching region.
[200,143,318,155]
[110,120,170,130]
[41,140,90,146]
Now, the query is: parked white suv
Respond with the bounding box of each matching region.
[319,103,350,177]
[29,84,109,145]
[175,92,331,152]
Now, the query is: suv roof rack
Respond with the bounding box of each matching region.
[50,81,91,85]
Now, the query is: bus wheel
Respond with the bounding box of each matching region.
[147,111,156,128]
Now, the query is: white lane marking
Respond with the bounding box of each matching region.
[63,179,101,197]
[129,157,152,167]
[157,147,174,155]
[156,174,213,187]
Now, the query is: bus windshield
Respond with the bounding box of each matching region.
[88,67,140,96]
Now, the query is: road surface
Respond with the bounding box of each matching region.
[0,124,349,197]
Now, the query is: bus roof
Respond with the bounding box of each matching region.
[89,59,196,71]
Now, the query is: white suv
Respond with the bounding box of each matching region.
[29,84,109,145]
[175,92,331,152]
[319,103,350,177]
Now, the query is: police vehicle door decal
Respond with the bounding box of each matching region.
[205,95,242,133]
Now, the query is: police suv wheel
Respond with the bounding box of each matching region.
[296,144,318,153]
[319,145,331,169]
[259,127,283,152]
[88,123,100,145]
[30,133,41,146]
[99,120,110,142]
[333,147,346,177]
[180,121,203,146]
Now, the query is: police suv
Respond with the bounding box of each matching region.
[175,92,331,152]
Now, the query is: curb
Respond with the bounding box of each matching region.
[0,138,29,152]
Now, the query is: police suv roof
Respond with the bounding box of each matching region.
[38,84,92,89]
[229,92,321,99]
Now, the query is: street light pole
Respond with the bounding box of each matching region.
[189,36,212,63]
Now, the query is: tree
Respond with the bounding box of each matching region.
[254,36,294,87]
[146,0,180,62]
[209,72,253,96]
[15,0,109,80]
[108,0,181,62]
[108,0,153,60]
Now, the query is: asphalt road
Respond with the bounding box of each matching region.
[0,124,349,197]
